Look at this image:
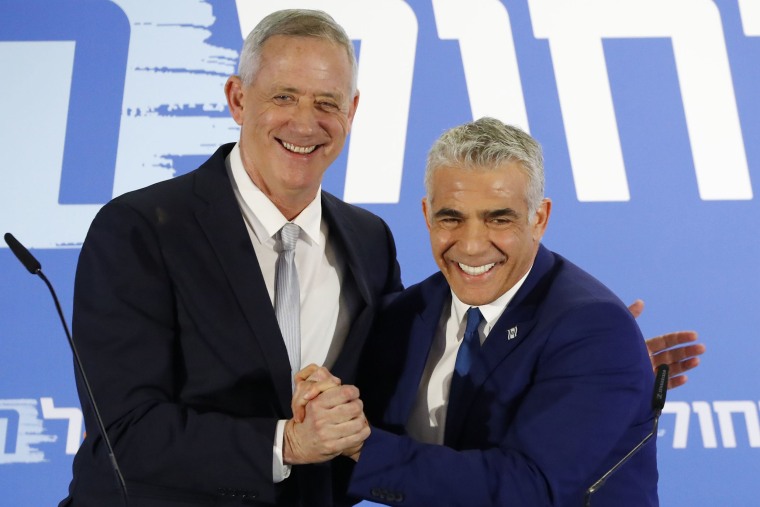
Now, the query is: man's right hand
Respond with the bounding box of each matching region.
[283,366,370,464]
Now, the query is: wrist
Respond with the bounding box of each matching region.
[282,419,298,465]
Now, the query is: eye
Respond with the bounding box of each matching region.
[273,94,295,104]
[317,101,340,112]
[437,217,461,228]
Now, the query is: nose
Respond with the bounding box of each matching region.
[458,221,491,257]
[288,99,318,136]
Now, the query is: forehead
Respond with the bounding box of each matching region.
[258,35,352,78]
[252,36,354,103]
[429,163,529,207]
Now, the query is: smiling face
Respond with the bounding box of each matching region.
[225,35,359,219]
[423,163,551,306]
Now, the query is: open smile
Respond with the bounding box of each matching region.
[457,262,497,276]
[280,140,319,155]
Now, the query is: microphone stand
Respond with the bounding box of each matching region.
[4,232,129,507]
[583,364,669,507]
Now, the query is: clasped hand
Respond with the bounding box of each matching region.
[283,365,369,465]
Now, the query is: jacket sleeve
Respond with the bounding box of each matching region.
[72,200,282,503]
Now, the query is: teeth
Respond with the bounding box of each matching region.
[458,262,495,276]
[282,141,317,154]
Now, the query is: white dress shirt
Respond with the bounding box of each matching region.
[406,268,532,445]
[226,143,355,481]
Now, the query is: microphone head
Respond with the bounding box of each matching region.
[4,232,42,274]
[652,364,669,411]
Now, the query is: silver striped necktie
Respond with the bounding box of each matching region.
[275,223,301,384]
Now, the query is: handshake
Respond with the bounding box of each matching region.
[283,365,370,465]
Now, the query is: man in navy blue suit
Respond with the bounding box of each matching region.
[298,117,660,506]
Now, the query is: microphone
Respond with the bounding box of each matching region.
[583,364,669,507]
[4,232,129,507]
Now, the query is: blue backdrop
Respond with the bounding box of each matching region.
[1,1,758,505]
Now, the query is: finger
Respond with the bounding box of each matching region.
[324,397,365,424]
[650,343,706,368]
[646,331,699,355]
[668,374,688,390]
[306,396,364,430]
[315,415,371,455]
[661,356,701,378]
[295,364,340,385]
[294,364,320,381]
[302,378,343,402]
[291,381,317,423]
[292,380,345,423]
[306,368,341,385]
[308,385,361,410]
[628,299,645,319]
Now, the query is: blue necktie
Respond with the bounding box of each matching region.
[454,307,484,379]
[447,307,484,439]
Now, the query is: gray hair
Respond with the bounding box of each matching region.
[425,117,545,216]
[237,9,358,92]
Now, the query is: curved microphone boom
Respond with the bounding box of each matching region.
[583,364,669,507]
[4,232,129,507]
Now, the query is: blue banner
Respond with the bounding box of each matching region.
[2,1,758,505]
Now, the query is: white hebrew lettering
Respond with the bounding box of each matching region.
[234,1,418,204]
[738,0,760,35]
[713,401,760,448]
[661,401,690,448]
[40,397,83,455]
[692,401,718,448]
[529,0,751,201]
[432,0,529,131]
[0,399,55,464]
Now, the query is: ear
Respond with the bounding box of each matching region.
[531,198,552,241]
[225,76,245,126]
[346,90,360,132]
[421,197,432,232]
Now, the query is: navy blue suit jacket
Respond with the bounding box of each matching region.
[61,143,402,507]
[350,245,658,507]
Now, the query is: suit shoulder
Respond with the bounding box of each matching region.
[546,251,627,308]
[321,191,387,225]
[381,272,445,314]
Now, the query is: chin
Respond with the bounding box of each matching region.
[454,290,495,307]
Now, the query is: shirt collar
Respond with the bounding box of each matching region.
[227,142,322,245]
[450,264,533,335]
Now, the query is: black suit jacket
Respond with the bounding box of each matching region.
[60,143,402,507]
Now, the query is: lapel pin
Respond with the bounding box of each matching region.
[507,326,518,340]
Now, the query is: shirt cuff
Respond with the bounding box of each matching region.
[272,419,292,483]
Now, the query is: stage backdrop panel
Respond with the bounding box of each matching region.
[2,1,759,505]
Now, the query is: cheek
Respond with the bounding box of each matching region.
[327,114,351,136]
[429,230,453,257]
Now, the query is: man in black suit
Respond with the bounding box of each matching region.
[60,9,401,507]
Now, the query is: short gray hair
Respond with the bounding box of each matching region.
[425,117,545,216]
[237,9,358,92]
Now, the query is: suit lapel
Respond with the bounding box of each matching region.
[192,146,293,415]
[445,246,556,445]
[320,193,374,305]
[385,275,450,426]
[319,193,376,381]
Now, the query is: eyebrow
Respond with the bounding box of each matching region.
[482,208,521,220]
[433,207,522,220]
[275,86,345,102]
[433,208,465,219]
